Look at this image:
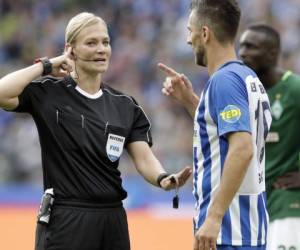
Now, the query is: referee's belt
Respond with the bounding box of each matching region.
[54,198,122,209]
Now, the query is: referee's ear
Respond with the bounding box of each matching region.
[65,43,76,60]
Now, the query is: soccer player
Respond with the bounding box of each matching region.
[239,24,300,250]
[0,12,191,250]
[158,0,272,249]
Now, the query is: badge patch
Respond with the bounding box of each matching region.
[106,133,125,162]
[220,105,241,123]
[271,99,283,120]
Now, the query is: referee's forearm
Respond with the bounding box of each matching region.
[127,141,167,187]
[0,63,43,102]
[135,155,167,187]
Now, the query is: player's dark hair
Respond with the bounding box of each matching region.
[190,0,241,43]
[247,24,281,51]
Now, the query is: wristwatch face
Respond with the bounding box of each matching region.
[43,59,52,75]
[34,57,52,76]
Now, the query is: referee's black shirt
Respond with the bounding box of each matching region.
[11,76,152,203]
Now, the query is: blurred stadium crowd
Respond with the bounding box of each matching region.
[0,0,300,185]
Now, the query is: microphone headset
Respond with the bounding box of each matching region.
[71,49,95,62]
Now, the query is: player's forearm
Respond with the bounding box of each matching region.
[0,63,43,103]
[183,93,199,118]
[206,140,253,221]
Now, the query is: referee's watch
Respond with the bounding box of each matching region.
[157,173,170,187]
[34,57,53,76]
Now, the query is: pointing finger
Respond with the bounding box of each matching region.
[157,63,180,77]
[180,74,193,88]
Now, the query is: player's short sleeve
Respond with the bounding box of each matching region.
[212,72,251,136]
[127,99,153,147]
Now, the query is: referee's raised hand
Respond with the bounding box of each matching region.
[158,63,199,117]
[49,47,74,77]
[160,166,192,191]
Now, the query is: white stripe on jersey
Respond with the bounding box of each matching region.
[262,194,269,243]
[229,197,242,245]
[204,85,222,202]
[193,96,204,227]
[249,195,259,246]
[194,85,223,239]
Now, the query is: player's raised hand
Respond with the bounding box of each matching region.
[157,63,200,117]
[160,166,192,191]
[49,47,74,77]
[157,63,195,105]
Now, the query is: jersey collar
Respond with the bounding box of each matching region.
[217,60,244,71]
[75,86,103,99]
[64,75,103,99]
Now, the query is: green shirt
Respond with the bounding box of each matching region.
[266,71,300,222]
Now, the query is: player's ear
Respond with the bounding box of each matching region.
[202,26,210,43]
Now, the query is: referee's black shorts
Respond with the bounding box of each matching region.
[35,199,130,250]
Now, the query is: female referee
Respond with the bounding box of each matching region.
[0,12,191,250]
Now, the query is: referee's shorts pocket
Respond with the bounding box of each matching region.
[35,223,48,250]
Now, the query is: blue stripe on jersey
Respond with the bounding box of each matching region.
[193,146,200,210]
[217,245,266,250]
[221,210,232,244]
[239,195,251,245]
[198,97,212,227]
[262,192,268,241]
[257,194,263,245]
[219,137,228,174]
[219,135,232,244]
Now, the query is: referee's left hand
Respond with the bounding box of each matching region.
[160,166,192,191]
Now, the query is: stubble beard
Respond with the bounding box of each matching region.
[195,49,207,67]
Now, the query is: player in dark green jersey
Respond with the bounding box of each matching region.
[239,24,300,250]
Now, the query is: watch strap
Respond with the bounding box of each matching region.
[34,57,52,76]
[157,173,170,187]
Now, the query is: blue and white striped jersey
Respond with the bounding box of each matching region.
[193,61,272,246]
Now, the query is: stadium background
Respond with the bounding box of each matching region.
[0,0,299,249]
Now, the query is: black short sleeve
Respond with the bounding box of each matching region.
[127,98,153,147]
[12,77,51,114]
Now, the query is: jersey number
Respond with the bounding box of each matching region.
[255,100,270,163]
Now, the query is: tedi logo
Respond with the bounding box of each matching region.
[220,105,241,123]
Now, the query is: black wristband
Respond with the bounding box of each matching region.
[34,57,52,76]
[157,173,170,187]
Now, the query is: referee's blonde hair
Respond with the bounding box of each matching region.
[65,12,106,44]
